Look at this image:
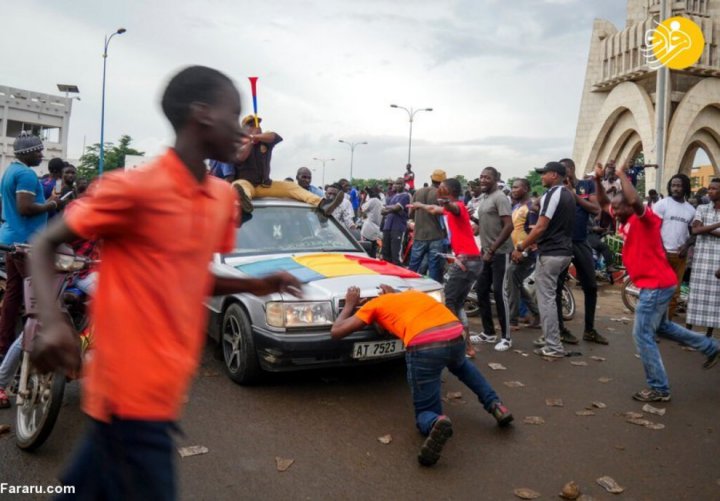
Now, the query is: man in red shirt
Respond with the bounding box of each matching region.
[595,161,719,402]
[410,178,482,358]
[331,285,512,467]
[29,66,301,500]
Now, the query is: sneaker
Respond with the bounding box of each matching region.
[533,346,565,358]
[632,388,671,402]
[470,332,497,344]
[318,191,344,217]
[232,184,254,214]
[494,339,512,352]
[490,401,514,427]
[533,336,546,347]
[0,388,10,409]
[703,349,720,370]
[583,328,609,345]
[417,416,453,466]
[560,328,579,345]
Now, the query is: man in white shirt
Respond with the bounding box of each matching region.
[652,174,696,319]
[326,183,355,229]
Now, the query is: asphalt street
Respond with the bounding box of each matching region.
[1,285,719,500]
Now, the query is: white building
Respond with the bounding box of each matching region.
[0,85,74,175]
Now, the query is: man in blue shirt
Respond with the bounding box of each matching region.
[208,159,235,182]
[0,133,60,357]
[296,167,323,196]
[381,178,411,264]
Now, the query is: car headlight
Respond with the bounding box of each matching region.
[426,289,444,303]
[266,301,334,328]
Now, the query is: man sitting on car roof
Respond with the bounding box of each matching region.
[229,115,342,219]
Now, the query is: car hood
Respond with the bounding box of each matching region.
[217,252,440,300]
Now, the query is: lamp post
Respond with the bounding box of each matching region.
[390,104,432,168]
[312,157,335,187]
[99,27,127,176]
[338,140,367,181]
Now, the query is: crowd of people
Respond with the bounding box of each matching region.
[0,64,718,496]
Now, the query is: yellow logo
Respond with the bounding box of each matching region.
[643,16,705,70]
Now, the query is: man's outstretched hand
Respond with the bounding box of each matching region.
[30,321,81,375]
[263,272,303,298]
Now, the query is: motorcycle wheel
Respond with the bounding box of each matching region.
[621,277,639,313]
[561,284,576,321]
[16,369,65,451]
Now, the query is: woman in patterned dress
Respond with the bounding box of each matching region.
[687,178,720,336]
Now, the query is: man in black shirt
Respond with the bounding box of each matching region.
[511,162,575,358]
[231,115,341,217]
[556,158,608,345]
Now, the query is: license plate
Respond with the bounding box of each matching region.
[352,340,404,360]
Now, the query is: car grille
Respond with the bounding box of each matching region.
[336,296,377,315]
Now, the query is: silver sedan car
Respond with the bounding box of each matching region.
[206,198,443,384]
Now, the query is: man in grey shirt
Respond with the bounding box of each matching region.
[408,169,447,283]
[471,167,514,352]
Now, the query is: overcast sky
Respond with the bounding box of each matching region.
[3,0,635,184]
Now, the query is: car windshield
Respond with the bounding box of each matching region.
[229,205,362,255]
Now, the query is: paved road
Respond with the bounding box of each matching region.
[1,285,719,500]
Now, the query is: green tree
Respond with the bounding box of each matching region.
[77,135,144,180]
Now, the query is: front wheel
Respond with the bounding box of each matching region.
[561,284,576,321]
[15,366,65,451]
[221,303,262,385]
[621,277,639,313]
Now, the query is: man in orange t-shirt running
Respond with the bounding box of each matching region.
[29,66,302,500]
[331,285,513,467]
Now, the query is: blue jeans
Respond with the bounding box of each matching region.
[408,239,445,283]
[0,334,22,388]
[633,286,719,393]
[58,417,177,501]
[405,338,500,435]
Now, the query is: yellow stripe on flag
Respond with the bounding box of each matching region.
[294,254,377,278]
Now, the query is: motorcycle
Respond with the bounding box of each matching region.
[445,258,576,322]
[0,243,94,451]
[621,276,689,314]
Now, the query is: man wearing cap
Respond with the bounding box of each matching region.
[0,133,61,357]
[231,116,342,217]
[408,169,447,283]
[511,162,575,358]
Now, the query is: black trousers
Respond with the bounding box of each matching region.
[382,230,403,265]
[556,240,597,332]
[475,253,510,339]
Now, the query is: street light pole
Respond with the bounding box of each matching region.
[390,104,432,167]
[338,140,368,181]
[99,27,127,176]
[312,157,335,186]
